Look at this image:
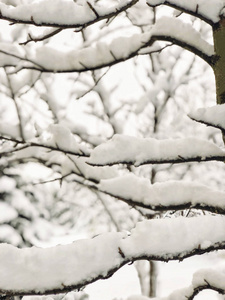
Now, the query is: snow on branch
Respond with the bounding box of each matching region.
[141,16,214,65]
[0,0,138,28]
[99,174,225,214]
[1,215,225,296]
[129,268,225,300]
[0,139,119,184]
[189,103,225,132]
[0,17,214,72]
[0,135,89,159]
[88,134,225,167]
[147,0,225,25]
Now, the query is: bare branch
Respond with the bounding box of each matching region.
[19,28,62,45]
[0,135,89,158]
[4,69,25,141]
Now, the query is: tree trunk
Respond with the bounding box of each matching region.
[213,17,225,105]
[149,261,157,298]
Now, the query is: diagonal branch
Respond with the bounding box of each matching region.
[150,33,213,65]
[189,104,225,133]
[190,116,225,134]
[147,0,222,26]
[19,28,63,46]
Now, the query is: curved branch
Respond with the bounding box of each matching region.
[147,0,220,26]
[0,17,214,73]
[151,34,213,66]
[1,216,225,296]
[0,0,138,29]
[187,285,225,300]
[151,268,225,300]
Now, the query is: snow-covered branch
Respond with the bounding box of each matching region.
[129,268,225,300]
[99,174,225,215]
[149,268,225,300]
[1,216,225,297]
[0,0,138,28]
[0,17,214,72]
[189,103,225,132]
[147,0,225,26]
[88,134,225,167]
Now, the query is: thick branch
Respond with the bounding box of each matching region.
[1,216,225,296]
[151,34,213,65]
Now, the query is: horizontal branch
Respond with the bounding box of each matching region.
[1,216,225,296]
[89,154,225,166]
[0,0,138,28]
[88,134,225,167]
[99,174,225,215]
